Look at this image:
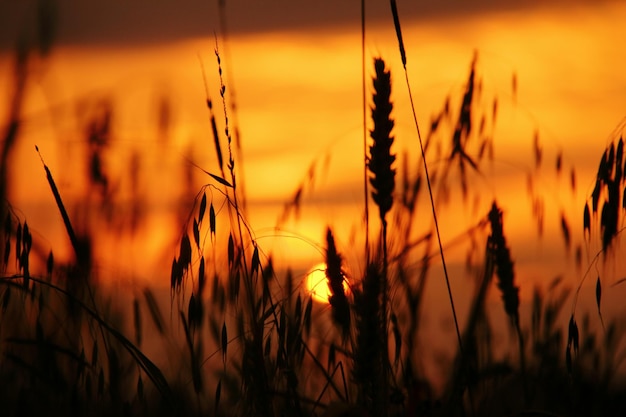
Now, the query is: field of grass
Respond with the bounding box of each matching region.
[2,2,626,417]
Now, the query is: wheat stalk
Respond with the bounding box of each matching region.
[488,201,528,404]
[361,0,370,264]
[352,263,383,415]
[367,57,396,417]
[389,0,463,355]
[325,227,351,341]
[369,58,396,225]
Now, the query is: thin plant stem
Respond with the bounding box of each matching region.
[36,146,114,367]
[362,0,370,264]
[381,219,390,417]
[417,78,464,350]
[215,41,249,286]
[389,0,463,354]
[515,318,529,404]
[218,1,247,210]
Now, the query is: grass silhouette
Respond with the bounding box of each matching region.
[2,2,626,417]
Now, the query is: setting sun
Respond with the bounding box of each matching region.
[305,262,350,304]
[306,263,331,303]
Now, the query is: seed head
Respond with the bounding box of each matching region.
[488,202,519,325]
[369,58,396,223]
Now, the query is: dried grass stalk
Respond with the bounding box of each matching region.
[488,202,519,324]
[488,201,528,403]
[325,228,351,340]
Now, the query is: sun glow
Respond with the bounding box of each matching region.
[305,263,330,303]
[305,262,350,304]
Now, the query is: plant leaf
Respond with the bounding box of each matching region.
[47,251,54,276]
[596,276,604,328]
[209,203,216,238]
[193,218,200,249]
[596,276,601,313]
[583,202,591,238]
[199,192,207,223]
[198,257,206,295]
[215,379,222,415]
[188,293,197,327]
[251,245,260,276]
[16,223,21,265]
[208,172,232,188]
[179,234,192,272]
[221,321,227,365]
[568,315,579,354]
[560,214,571,250]
[228,234,234,267]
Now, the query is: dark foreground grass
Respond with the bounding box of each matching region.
[2,3,626,417]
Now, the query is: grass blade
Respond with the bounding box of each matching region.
[390,0,406,68]
[35,146,80,262]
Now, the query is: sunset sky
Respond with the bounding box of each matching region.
[1,0,625,300]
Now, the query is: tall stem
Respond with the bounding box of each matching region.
[381,220,389,417]
[361,0,370,264]
[389,0,463,354]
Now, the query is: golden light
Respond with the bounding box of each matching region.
[305,262,350,304]
[305,263,330,304]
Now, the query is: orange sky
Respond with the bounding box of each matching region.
[2,2,626,306]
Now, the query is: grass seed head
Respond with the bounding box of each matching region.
[325,227,350,339]
[489,202,520,325]
[369,58,396,223]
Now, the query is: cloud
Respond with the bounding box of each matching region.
[0,0,608,51]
